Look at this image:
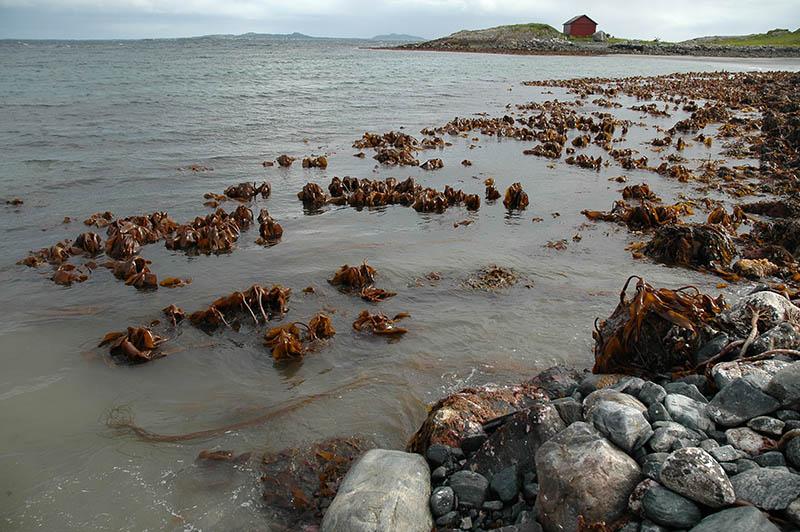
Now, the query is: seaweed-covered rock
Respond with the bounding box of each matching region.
[535,422,641,532]
[407,383,548,453]
[644,223,735,268]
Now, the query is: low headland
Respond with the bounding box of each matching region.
[393,24,800,57]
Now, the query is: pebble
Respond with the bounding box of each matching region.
[551,397,583,425]
[709,445,746,462]
[430,486,455,517]
[449,470,489,508]
[776,409,800,421]
[426,443,454,468]
[706,378,780,427]
[725,427,777,456]
[659,447,736,508]
[747,416,785,437]
[642,453,669,481]
[735,458,759,473]
[638,381,667,406]
[785,437,800,468]
[700,438,720,451]
[482,500,504,511]
[435,511,459,528]
[490,465,519,503]
[648,402,671,423]
[431,465,447,484]
[753,451,785,467]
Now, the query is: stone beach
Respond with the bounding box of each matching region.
[321,288,800,531]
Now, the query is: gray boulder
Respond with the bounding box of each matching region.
[583,389,648,419]
[648,422,703,453]
[535,422,641,532]
[706,378,780,427]
[688,506,779,532]
[659,447,735,508]
[709,444,746,462]
[766,361,800,406]
[663,394,715,433]
[730,468,800,510]
[722,290,800,336]
[712,359,791,390]
[786,434,800,468]
[321,449,433,532]
[642,453,669,481]
[641,483,702,529]
[590,400,653,452]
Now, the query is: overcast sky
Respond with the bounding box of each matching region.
[0,0,797,41]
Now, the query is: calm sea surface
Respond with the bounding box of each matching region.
[1,37,799,530]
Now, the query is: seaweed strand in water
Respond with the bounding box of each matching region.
[106,376,376,443]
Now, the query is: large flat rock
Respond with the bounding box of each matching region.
[321,449,433,532]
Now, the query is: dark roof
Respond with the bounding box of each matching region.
[563,14,597,26]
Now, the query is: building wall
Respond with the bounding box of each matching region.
[565,18,597,37]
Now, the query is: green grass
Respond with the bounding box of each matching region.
[703,28,800,46]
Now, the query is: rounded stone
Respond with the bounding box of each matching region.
[659,447,735,508]
[641,483,702,529]
[449,470,489,508]
[430,486,455,517]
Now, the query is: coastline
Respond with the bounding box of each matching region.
[380,42,800,58]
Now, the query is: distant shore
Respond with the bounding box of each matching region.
[387,41,800,58]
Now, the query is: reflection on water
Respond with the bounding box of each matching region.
[1,38,799,529]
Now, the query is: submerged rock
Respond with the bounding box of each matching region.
[320,449,432,532]
[535,422,641,532]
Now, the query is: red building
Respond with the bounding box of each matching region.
[563,15,598,37]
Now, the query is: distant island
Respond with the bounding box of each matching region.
[370,33,424,42]
[394,22,800,58]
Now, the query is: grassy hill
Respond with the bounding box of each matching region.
[685,28,800,46]
[444,23,562,42]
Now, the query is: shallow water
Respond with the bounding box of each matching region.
[1,37,799,529]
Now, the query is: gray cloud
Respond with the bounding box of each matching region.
[0,0,797,40]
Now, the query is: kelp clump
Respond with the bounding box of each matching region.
[643,223,736,269]
[352,311,409,336]
[593,276,725,376]
[264,313,336,361]
[503,183,529,210]
[190,284,291,330]
[99,326,167,364]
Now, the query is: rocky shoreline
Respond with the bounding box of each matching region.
[391,40,800,58]
[320,286,800,531]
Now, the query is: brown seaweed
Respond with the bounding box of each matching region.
[352,310,409,336]
[99,326,167,364]
[503,182,529,210]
